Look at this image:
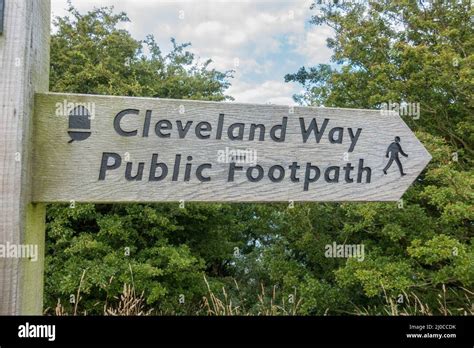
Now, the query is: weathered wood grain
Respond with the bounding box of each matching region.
[33,93,431,203]
[0,0,49,314]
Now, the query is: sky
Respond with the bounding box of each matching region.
[51,0,334,105]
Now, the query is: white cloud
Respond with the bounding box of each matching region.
[51,0,332,104]
[52,0,317,59]
[228,80,298,105]
[297,25,334,64]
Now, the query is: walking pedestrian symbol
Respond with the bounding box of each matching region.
[383,136,408,176]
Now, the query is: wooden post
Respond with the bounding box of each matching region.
[0,0,50,314]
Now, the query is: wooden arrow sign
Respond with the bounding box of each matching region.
[32,92,431,202]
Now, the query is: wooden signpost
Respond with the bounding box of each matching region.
[0,0,431,314]
[33,93,431,202]
[0,0,50,314]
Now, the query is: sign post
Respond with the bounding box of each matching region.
[33,93,431,203]
[0,0,50,314]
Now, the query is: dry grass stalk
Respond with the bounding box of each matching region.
[105,283,153,316]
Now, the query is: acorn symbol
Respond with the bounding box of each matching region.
[68,105,91,143]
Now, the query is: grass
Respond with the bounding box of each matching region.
[45,269,473,316]
[201,275,302,315]
[352,284,474,316]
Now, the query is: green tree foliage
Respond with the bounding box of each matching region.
[45,2,473,315]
